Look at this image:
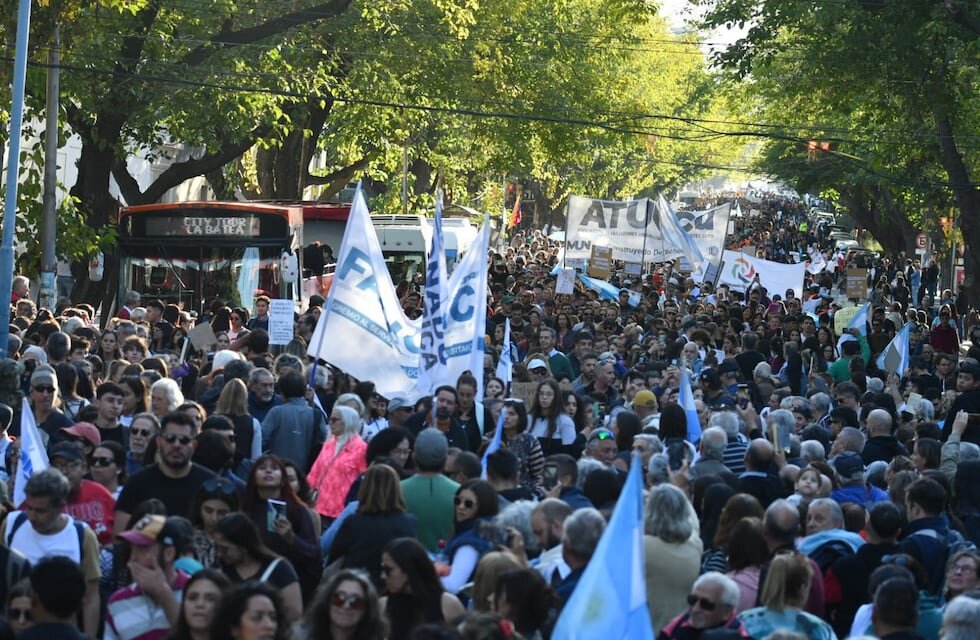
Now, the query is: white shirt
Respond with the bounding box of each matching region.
[529,415,577,445]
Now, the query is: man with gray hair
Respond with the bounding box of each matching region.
[4,468,101,635]
[691,426,732,479]
[710,411,747,474]
[658,572,747,639]
[941,595,980,640]
[832,426,867,458]
[861,408,907,464]
[556,507,606,606]
[799,497,865,574]
[800,439,827,464]
[810,392,832,429]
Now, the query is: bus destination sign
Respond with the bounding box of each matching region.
[145,215,262,237]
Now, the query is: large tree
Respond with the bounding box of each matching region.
[695,0,980,297]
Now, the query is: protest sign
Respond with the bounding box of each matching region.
[588,246,613,279]
[268,299,296,345]
[846,269,868,299]
[555,268,576,295]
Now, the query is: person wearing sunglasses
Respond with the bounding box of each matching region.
[442,480,501,596]
[26,365,73,443]
[4,579,32,635]
[658,572,745,640]
[114,411,218,540]
[304,568,387,640]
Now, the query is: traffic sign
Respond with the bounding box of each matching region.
[916,233,927,250]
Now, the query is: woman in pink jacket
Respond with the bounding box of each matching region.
[307,405,367,527]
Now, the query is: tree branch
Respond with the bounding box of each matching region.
[306,155,373,186]
[112,127,269,205]
[180,0,354,67]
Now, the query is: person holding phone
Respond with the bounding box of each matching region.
[241,454,322,602]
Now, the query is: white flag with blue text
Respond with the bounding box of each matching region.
[416,193,450,396]
[441,219,490,399]
[14,398,49,506]
[307,185,421,400]
[495,318,513,387]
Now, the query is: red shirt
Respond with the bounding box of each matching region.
[66,479,116,547]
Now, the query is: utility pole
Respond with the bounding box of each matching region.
[39,18,60,310]
[0,0,35,355]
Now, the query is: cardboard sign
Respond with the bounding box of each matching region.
[267,299,296,345]
[846,269,868,299]
[510,382,539,407]
[587,245,613,279]
[187,322,218,352]
[555,268,576,295]
[833,306,860,333]
[624,261,643,276]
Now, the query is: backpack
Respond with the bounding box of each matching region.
[908,528,977,593]
[6,512,86,556]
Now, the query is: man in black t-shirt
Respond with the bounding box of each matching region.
[114,412,216,538]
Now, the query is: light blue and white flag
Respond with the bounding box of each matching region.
[876,322,912,377]
[495,318,513,387]
[679,366,702,444]
[14,398,49,506]
[307,184,421,400]
[653,194,705,270]
[481,410,507,480]
[848,302,870,336]
[416,192,450,396]
[551,453,654,640]
[577,274,640,308]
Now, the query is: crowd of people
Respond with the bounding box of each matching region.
[0,193,979,640]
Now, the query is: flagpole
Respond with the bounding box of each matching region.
[641,199,650,278]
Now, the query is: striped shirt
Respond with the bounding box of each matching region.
[723,439,748,474]
[104,570,190,640]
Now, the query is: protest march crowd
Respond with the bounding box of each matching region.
[1,192,980,640]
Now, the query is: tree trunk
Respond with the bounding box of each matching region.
[69,144,120,314]
[932,106,980,303]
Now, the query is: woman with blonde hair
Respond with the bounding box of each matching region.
[737,552,835,639]
[214,378,261,471]
[471,550,524,613]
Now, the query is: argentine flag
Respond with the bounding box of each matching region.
[848,303,870,336]
[551,453,654,639]
[876,322,912,377]
[679,367,702,444]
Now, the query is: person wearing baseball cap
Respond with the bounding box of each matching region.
[59,422,101,459]
[49,441,115,547]
[106,515,191,639]
[631,390,659,422]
